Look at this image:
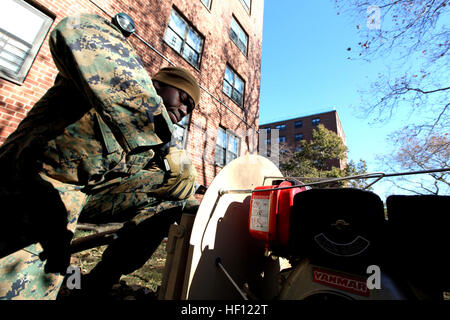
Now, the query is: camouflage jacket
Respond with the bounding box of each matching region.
[0,14,174,188]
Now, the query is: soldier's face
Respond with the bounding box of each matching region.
[155,84,193,124]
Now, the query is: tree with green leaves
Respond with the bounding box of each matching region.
[280,124,370,188]
[345,159,372,189]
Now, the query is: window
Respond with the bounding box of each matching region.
[223,65,244,107]
[266,138,271,144]
[200,0,212,10]
[279,136,286,143]
[312,118,320,126]
[295,133,303,141]
[295,146,303,152]
[0,0,53,84]
[295,120,303,128]
[239,0,251,13]
[164,8,204,69]
[172,115,190,148]
[275,124,286,130]
[230,16,248,56]
[215,127,240,166]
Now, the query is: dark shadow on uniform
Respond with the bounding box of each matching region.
[0,174,72,274]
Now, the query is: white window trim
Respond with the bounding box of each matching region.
[215,127,241,167]
[0,0,53,85]
[222,64,245,108]
[163,8,204,69]
[172,114,191,149]
[239,0,251,14]
[229,16,248,56]
[200,0,212,10]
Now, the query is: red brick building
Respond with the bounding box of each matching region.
[259,110,347,169]
[0,0,264,188]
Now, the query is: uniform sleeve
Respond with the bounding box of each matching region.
[48,14,173,152]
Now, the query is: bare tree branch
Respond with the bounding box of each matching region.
[336,0,449,126]
[404,86,450,94]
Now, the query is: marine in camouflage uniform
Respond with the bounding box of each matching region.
[0,13,200,299]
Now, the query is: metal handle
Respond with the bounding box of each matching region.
[215,257,249,300]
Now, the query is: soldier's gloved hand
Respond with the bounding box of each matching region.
[153,147,197,200]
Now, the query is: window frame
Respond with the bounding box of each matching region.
[0,0,54,85]
[312,118,321,126]
[295,133,303,141]
[214,127,241,167]
[200,0,212,10]
[172,114,191,149]
[229,15,248,56]
[239,0,251,14]
[222,64,245,108]
[294,120,303,128]
[163,7,205,70]
[275,124,286,131]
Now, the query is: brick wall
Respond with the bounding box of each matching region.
[0,0,264,188]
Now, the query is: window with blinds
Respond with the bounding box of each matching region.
[0,0,53,84]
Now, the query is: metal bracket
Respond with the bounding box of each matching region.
[215,257,249,300]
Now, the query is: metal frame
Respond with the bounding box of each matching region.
[218,168,450,196]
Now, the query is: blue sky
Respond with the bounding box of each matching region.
[258,0,427,199]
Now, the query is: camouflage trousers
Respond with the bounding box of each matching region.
[0,165,197,300]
